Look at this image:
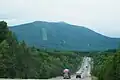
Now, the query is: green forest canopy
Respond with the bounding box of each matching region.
[0,21,82,79]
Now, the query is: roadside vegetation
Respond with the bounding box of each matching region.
[0,21,82,79]
[90,49,120,80]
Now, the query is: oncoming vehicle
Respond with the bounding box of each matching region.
[63,69,71,79]
[76,72,82,78]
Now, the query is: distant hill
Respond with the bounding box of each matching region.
[9,21,120,51]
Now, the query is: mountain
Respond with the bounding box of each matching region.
[9,21,120,51]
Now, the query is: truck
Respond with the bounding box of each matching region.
[63,69,71,79]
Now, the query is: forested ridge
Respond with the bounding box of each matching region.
[0,21,82,79]
[9,21,120,51]
[91,49,120,80]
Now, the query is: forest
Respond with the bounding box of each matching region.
[0,21,82,79]
[91,49,120,80]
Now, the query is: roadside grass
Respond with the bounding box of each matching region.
[92,76,98,80]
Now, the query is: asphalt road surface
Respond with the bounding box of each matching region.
[49,57,92,80]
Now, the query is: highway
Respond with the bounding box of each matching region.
[0,57,91,80]
[49,57,92,80]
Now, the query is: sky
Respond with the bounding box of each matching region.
[0,0,120,38]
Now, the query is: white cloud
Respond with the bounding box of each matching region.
[0,0,120,37]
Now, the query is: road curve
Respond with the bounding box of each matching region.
[49,57,92,80]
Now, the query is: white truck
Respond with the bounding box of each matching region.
[63,69,71,79]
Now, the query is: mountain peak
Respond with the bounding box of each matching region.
[33,21,68,24]
[9,21,120,51]
[58,21,67,23]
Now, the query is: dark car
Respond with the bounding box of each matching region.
[86,66,88,68]
[76,72,81,78]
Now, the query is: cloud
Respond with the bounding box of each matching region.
[0,0,120,37]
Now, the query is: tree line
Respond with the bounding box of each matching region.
[91,49,120,80]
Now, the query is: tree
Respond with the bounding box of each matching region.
[0,40,16,78]
[0,21,8,43]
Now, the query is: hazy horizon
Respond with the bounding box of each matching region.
[0,0,120,38]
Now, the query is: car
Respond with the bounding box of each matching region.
[76,72,82,78]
